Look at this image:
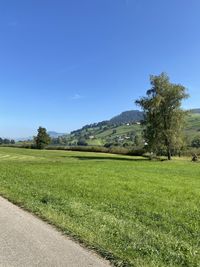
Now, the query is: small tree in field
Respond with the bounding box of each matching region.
[136,73,189,160]
[35,127,51,149]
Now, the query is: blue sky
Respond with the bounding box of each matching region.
[0,0,200,138]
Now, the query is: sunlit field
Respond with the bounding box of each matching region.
[0,147,199,266]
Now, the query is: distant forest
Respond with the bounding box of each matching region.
[0,138,15,145]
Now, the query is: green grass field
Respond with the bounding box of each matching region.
[0,147,199,266]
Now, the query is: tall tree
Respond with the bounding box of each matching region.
[34,127,51,149]
[136,73,188,160]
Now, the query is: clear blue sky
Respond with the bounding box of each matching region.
[1,0,200,138]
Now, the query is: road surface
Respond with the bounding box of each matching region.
[0,196,111,267]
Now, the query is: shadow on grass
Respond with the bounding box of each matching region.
[67,155,148,162]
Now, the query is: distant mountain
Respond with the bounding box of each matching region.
[15,131,66,141]
[16,136,33,141]
[47,131,66,138]
[109,109,200,125]
[109,110,144,125]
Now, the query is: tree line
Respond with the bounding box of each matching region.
[0,138,15,145]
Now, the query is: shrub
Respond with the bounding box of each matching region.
[77,139,88,146]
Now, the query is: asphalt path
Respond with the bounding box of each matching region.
[0,196,111,267]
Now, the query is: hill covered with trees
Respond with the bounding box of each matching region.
[49,109,200,149]
[109,110,144,124]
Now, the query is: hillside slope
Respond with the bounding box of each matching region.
[109,110,143,124]
[65,110,200,147]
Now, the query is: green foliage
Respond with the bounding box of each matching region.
[77,138,88,146]
[0,138,15,145]
[136,73,189,160]
[34,127,51,149]
[0,147,199,267]
[191,135,200,148]
[134,135,143,147]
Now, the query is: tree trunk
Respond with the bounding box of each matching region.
[167,147,171,160]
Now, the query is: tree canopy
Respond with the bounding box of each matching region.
[34,127,51,149]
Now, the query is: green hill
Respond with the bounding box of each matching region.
[109,110,143,124]
[50,109,200,147]
[68,123,142,147]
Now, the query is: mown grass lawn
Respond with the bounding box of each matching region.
[0,147,199,266]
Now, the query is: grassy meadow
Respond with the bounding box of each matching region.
[0,147,199,266]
